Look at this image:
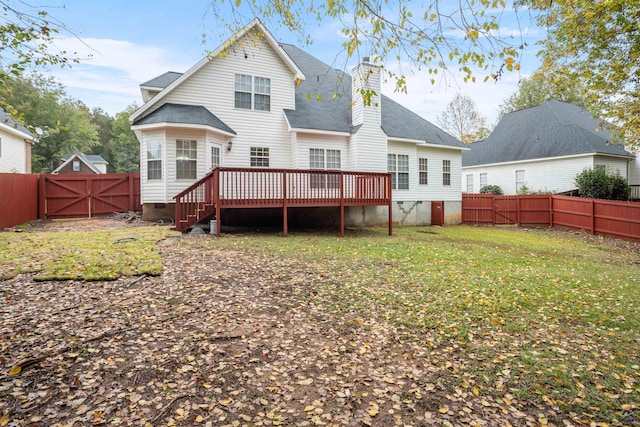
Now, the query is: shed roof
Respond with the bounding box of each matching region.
[132,103,236,135]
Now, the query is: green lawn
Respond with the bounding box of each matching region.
[194,226,640,422]
[0,226,173,280]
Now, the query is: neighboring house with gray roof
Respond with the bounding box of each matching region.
[130,19,467,225]
[462,100,637,195]
[52,152,108,174]
[0,110,35,174]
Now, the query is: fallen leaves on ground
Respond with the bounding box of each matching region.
[0,224,638,426]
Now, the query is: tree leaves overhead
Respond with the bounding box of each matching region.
[207,0,524,95]
[524,0,640,147]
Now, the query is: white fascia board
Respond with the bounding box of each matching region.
[0,122,34,141]
[462,152,633,170]
[130,19,304,123]
[288,127,351,137]
[421,142,470,151]
[131,122,236,138]
[388,137,424,145]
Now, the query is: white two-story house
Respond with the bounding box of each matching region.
[130,19,467,229]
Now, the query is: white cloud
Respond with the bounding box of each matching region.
[45,37,197,114]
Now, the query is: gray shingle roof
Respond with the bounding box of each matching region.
[463,100,632,167]
[133,103,236,134]
[140,71,183,89]
[280,44,463,148]
[0,110,34,139]
[62,152,107,164]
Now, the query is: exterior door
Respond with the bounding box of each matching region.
[431,201,444,226]
[207,142,222,170]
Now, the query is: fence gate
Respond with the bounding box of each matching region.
[494,196,518,225]
[40,173,141,219]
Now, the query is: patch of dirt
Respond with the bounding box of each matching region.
[22,214,157,233]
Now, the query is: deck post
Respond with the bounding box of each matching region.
[387,173,393,236]
[175,195,181,231]
[339,173,345,237]
[214,168,221,236]
[282,172,288,236]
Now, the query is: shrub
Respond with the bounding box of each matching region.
[574,168,630,200]
[479,185,503,195]
[609,175,631,200]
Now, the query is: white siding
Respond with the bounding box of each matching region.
[418,146,463,201]
[161,30,295,171]
[352,123,386,172]
[0,131,28,173]
[462,155,602,195]
[593,155,630,179]
[629,157,640,186]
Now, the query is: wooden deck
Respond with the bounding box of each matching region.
[174,167,393,236]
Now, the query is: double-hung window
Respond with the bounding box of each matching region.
[310,148,341,188]
[442,160,451,186]
[466,174,473,193]
[418,158,428,185]
[147,139,163,180]
[72,160,81,172]
[176,139,197,180]
[479,173,487,188]
[388,154,409,190]
[235,74,271,111]
[250,147,269,167]
[515,169,525,192]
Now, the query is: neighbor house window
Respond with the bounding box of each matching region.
[443,160,451,186]
[466,174,473,193]
[480,173,487,188]
[210,145,220,169]
[388,154,409,190]
[72,160,81,171]
[419,158,428,185]
[235,74,271,111]
[147,139,163,180]
[310,148,341,188]
[595,164,606,172]
[176,139,197,180]
[250,147,269,167]
[516,169,525,191]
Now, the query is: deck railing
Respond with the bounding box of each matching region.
[174,167,392,235]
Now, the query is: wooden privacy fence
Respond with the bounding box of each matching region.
[0,173,39,228]
[0,173,141,228]
[462,194,640,242]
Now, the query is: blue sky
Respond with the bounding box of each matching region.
[39,0,545,126]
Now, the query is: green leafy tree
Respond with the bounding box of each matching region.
[498,69,596,118]
[1,73,99,172]
[1,1,78,116]
[524,0,640,147]
[437,93,491,143]
[111,104,140,173]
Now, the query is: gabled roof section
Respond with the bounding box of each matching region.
[140,71,183,89]
[463,100,633,167]
[130,18,304,123]
[0,110,35,141]
[281,44,464,148]
[132,103,236,135]
[53,152,106,174]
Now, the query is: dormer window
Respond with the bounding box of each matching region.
[235,74,271,111]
